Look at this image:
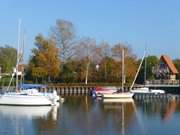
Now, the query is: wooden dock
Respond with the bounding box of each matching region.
[145,80,180,88]
[42,85,180,96]
[43,86,180,102]
[133,93,180,101]
[44,86,93,96]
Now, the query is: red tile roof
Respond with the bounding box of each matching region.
[160,55,178,74]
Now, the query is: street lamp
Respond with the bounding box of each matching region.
[96,64,99,71]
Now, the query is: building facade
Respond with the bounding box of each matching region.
[155,55,178,80]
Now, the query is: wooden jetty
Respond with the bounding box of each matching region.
[145,80,180,94]
[133,93,180,101]
[43,86,94,96]
[41,84,180,96]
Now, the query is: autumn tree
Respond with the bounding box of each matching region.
[98,57,119,83]
[111,43,138,85]
[29,34,60,83]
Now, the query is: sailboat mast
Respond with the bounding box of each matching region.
[20,30,25,87]
[144,50,147,85]
[130,51,146,90]
[121,48,124,92]
[16,19,21,91]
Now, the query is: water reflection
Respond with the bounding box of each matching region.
[102,101,135,135]
[163,99,177,121]
[58,96,135,135]
[135,99,180,122]
[133,99,180,135]
[0,106,52,118]
[0,96,180,135]
[0,105,59,135]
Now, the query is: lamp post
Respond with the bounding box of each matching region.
[96,64,99,71]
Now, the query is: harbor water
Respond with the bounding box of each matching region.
[0,96,180,135]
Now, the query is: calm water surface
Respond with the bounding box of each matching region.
[0,96,180,135]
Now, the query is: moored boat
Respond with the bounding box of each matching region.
[101,49,134,102]
[131,87,165,94]
[91,86,117,97]
[0,93,57,106]
[102,92,134,99]
[0,21,60,106]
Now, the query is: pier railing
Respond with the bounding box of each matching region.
[45,86,93,96]
[146,80,180,86]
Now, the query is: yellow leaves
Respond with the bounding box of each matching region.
[32,67,47,78]
[30,35,60,79]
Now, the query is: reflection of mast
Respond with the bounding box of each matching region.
[121,103,125,135]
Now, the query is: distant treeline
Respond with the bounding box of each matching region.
[0,19,180,85]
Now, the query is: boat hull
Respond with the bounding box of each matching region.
[102,92,134,99]
[103,98,134,103]
[0,94,54,106]
[92,86,117,97]
[131,87,165,94]
[96,90,116,97]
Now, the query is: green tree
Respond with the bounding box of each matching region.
[29,34,60,83]
[137,55,159,84]
[0,45,17,73]
[58,60,78,83]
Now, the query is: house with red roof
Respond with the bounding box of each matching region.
[155,55,178,80]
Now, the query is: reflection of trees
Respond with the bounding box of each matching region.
[175,101,180,111]
[135,100,180,121]
[49,97,135,135]
[136,100,168,117]
[63,96,94,112]
[32,98,180,135]
[57,96,105,135]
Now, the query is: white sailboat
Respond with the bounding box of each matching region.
[102,48,134,101]
[130,50,165,94]
[0,20,59,106]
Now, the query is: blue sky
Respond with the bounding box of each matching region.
[0,0,180,62]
